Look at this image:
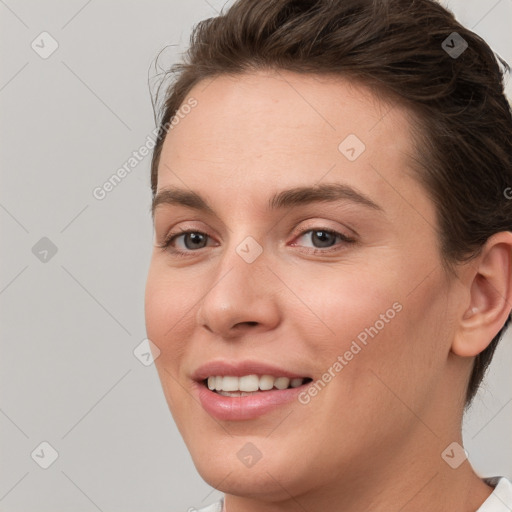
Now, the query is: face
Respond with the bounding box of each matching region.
[145,70,463,500]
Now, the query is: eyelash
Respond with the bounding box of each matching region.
[158,227,356,257]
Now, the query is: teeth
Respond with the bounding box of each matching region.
[290,378,303,388]
[206,374,307,392]
[239,375,259,392]
[259,375,274,391]
[274,377,290,390]
[222,376,239,392]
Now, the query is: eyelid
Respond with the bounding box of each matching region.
[291,228,354,242]
[158,220,219,244]
[288,218,358,241]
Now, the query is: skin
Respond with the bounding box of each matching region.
[145,70,512,512]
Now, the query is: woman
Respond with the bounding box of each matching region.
[145,0,512,510]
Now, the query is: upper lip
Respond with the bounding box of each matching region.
[192,360,311,382]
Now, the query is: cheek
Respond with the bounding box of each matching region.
[145,265,196,425]
[287,260,445,409]
[280,265,408,413]
[144,263,193,369]
[287,263,402,349]
[322,269,451,420]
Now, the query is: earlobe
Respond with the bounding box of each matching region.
[452,232,512,358]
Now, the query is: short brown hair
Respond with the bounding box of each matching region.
[150,0,512,407]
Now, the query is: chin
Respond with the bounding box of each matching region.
[195,457,298,500]
[187,433,312,501]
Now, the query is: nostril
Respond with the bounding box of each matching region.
[233,321,259,329]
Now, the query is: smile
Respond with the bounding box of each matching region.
[205,374,311,395]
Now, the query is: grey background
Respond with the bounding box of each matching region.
[0,1,511,511]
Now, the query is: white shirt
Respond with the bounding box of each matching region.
[477,477,512,511]
[191,477,512,512]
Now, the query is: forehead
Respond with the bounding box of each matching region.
[162,70,407,156]
[157,70,432,221]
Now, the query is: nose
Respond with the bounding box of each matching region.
[195,245,281,338]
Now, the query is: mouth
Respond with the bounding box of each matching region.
[194,374,314,421]
[202,374,313,397]
[191,360,315,421]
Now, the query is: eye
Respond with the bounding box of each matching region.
[300,230,338,248]
[158,227,354,257]
[176,232,209,250]
[159,229,216,254]
[291,228,354,252]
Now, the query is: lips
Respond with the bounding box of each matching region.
[191,360,313,421]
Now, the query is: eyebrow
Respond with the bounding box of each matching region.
[151,183,382,218]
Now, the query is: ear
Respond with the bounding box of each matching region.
[452,232,512,357]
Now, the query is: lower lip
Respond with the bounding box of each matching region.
[194,381,308,421]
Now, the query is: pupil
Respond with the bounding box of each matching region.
[185,233,206,249]
[313,230,335,248]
